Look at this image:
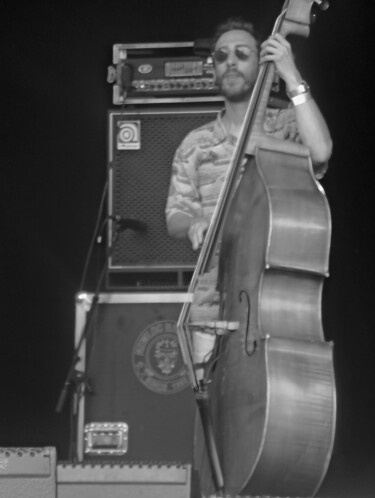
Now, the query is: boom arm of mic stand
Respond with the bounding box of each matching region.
[79,180,108,291]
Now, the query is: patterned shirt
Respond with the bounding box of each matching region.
[166,106,308,225]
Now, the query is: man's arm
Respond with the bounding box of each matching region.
[166,140,207,250]
[260,33,333,164]
[168,212,209,251]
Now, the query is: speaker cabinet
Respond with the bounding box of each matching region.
[0,447,56,498]
[107,103,222,290]
[75,293,195,464]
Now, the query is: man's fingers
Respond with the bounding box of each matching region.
[189,219,208,250]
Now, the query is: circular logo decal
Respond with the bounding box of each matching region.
[138,64,153,74]
[118,122,139,143]
[132,320,189,394]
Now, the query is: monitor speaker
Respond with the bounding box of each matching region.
[57,462,192,498]
[0,447,56,498]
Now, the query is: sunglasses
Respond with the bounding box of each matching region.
[212,46,257,64]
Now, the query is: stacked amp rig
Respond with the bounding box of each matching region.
[69,41,224,498]
[105,40,224,292]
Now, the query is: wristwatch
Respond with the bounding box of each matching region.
[286,80,310,99]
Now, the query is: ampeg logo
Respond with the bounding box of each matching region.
[117,120,141,150]
[138,64,153,74]
[132,320,189,394]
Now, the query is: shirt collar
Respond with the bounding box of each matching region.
[214,110,237,146]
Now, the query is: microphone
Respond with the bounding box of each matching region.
[110,215,147,232]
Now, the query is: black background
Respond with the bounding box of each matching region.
[1,1,374,496]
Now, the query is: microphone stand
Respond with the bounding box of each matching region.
[55,262,107,461]
[55,178,112,460]
[55,211,136,461]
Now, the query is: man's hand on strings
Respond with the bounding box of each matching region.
[188,217,209,251]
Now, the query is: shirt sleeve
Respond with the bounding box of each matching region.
[264,106,301,142]
[264,106,328,179]
[165,133,203,223]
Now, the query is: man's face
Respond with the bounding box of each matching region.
[213,29,259,102]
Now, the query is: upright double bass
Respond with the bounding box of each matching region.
[176,1,336,496]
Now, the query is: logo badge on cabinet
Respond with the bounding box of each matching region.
[117,120,141,150]
[132,320,190,394]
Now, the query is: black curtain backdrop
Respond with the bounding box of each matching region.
[1,1,374,496]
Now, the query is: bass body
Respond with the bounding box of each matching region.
[195,141,336,497]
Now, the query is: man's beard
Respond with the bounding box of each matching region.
[217,70,254,102]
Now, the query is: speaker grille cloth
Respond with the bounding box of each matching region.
[109,106,221,269]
